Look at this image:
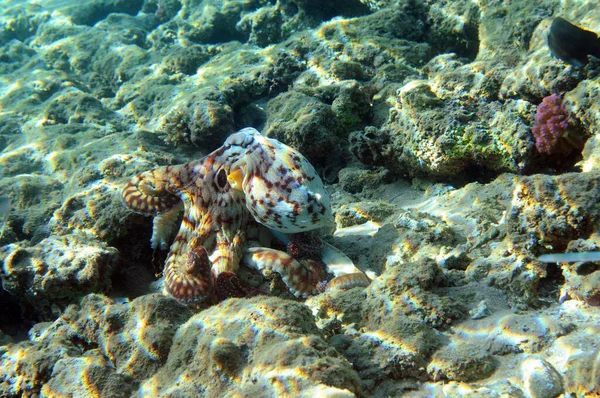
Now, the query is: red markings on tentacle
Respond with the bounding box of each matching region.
[294,259,329,296]
[326,272,371,291]
[164,246,214,303]
[286,233,323,262]
[215,272,248,301]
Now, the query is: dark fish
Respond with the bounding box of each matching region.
[547,17,600,67]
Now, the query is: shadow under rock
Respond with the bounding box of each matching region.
[0,288,37,341]
[109,214,164,299]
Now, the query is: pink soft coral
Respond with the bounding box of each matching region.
[531,93,571,155]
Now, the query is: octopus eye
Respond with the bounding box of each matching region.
[216,168,229,189]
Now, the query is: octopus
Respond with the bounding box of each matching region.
[122,127,369,303]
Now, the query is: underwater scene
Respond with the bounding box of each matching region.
[0,0,600,396]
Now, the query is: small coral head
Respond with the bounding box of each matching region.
[531,94,571,155]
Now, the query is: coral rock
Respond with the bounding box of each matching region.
[139,296,361,396]
[41,350,136,398]
[521,357,563,398]
[428,342,497,382]
[1,234,117,304]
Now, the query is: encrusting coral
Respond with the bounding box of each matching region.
[531,93,571,155]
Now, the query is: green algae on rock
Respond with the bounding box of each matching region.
[352,76,536,178]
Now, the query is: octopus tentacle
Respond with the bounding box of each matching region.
[151,202,183,250]
[122,165,189,215]
[163,243,214,303]
[326,273,371,291]
[215,272,249,301]
[242,247,328,298]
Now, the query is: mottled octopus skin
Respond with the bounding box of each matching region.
[242,247,329,298]
[122,128,334,302]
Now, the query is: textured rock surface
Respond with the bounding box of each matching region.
[1,234,117,304]
[41,350,136,398]
[138,296,361,396]
[0,294,192,397]
[507,172,600,252]
[521,357,564,398]
[428,342,497,382]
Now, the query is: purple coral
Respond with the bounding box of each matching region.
[531,93,570,155]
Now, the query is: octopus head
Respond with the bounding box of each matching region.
[225,128,335,234]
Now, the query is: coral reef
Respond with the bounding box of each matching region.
[160,99,234,149]
[351,68,537,178]
[0,0,599,396]
[264,90,345,168]
[531,93,572,154]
